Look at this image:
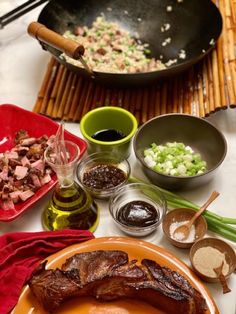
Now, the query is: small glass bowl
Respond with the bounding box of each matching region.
[76,152,130,199]
[109,182,167,237]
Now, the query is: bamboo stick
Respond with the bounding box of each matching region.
[91,85,102,109]
[63,74,78,118]
[67,77,83,120]
[154,85,161,116]
[197,65,205,117]
[57,71,74,119]
[183,72,190,115]
[122,89,131,111]
[141,88,149,124]
[216,36,227,109]
[212,49,225,111]
[166,80,173,113]
[81,81,95,118]
[51,67,68,118]
[129,89,137,115]
[148,86,156,120]
[202,59,210,116]
[46,63,65,116]
[160,81,167,115]
[172,77,178,113]
[177,76,184,114]
[39,62,58,115]
[33,57,56,113]
[206,55,215,113]
[220,0,236,106]
[73,80,90,121]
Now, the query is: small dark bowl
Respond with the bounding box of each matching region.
[133,114,227,190]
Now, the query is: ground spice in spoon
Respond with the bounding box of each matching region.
[193,246,229,278]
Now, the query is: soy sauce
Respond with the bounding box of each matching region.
[117,200,159,227]
[92,129,125,141]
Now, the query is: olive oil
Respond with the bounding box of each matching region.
[43,181,99,232]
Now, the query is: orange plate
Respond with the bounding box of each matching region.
[13,237,219,314]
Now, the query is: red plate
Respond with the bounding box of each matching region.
[0,104,87,222]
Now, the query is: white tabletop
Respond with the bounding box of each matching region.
[0,1,236,313]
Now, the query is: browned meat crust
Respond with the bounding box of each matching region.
[28,250,207,314]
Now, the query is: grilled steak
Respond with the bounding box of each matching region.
[28,250,207,313]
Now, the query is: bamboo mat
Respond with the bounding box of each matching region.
[33,0,236,125]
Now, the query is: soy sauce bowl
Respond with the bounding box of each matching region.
[109,183,167,237]
[76,152,130,199]
[80,106,138,160]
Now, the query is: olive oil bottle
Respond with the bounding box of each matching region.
[42,140,99,232]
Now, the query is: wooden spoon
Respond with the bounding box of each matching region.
[213,261,231,294]
[173,191,220,241]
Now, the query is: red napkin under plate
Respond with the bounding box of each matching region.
[0,229,94,314]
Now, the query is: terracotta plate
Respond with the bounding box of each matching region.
[13,237,219,314]
[0,104,87,221]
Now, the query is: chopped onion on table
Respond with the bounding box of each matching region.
[144,142,207,176]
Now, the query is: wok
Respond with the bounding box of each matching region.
[32,0,222,86]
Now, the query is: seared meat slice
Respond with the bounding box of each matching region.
[29,261,80,312]
[61,250,129,285]
[28,250,207,314]
[161,265,207,314]
[29,255,146,312]
[140,259,207,314]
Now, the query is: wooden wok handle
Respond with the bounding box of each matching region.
[27,22,85,59]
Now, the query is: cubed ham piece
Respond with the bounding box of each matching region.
[18,190,35,201]
[9,191,21,203]
[20,137,37,146]
[0,166,9,181]
[5,151,19,159]
[31,159,45,172]
[30,174,42,188]
[15,166,28,180]
[2,199,15,210]
[40,173,52,185]
[21,155,30,167]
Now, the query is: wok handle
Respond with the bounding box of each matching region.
[27,22,85,59]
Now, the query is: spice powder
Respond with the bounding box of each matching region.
[193,246,229,278]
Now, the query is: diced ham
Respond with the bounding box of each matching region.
[0,130,56,210]
[18,190,35,201]
[9,191,21,203]
[20,137,37,146]
[21,155,30,167]
[2,199,15,210]
[30,174,42,188]
[5,151,19,159]
[40,173,52,185]
[31,159,45,172]
[14,166,28,180]
[0,166,9,181]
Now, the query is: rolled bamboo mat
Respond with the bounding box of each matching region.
[33,0,236,125]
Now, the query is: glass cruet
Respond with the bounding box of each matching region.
[42,140,99,231]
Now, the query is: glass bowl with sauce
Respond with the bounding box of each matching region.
[109,182,167,237]
[76,152,130,199]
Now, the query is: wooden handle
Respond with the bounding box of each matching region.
[187,191,219,227]
[27,22,85,59]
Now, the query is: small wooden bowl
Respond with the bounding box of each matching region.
[189,237,236,282]
[162,208,207,248]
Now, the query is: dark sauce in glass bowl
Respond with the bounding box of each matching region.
[117,200,159,227]
[92,129,125,141]
[83,164,126,190]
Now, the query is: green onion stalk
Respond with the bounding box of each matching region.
[129,176,236,243]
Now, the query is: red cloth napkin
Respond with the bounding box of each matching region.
[0,229,94,314]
